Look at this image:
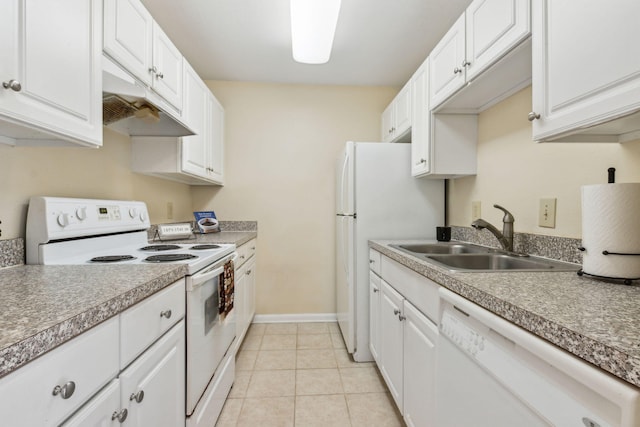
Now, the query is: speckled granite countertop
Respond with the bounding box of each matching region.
[370,239,640,389]
[0,264,187,378]
[0,230,257,379]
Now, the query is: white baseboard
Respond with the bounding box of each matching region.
[252,313,337,323]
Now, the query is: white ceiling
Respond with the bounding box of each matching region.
[141,0,472,87]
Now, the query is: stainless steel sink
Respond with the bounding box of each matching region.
[392,242,494,255]
[425,253,580,272]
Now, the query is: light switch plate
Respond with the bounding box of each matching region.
[539,198,556,228]
[471,201,481,221]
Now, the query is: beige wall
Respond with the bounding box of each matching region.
[448,86,640,238]
[192,81,396,315]
[0,128,194,239]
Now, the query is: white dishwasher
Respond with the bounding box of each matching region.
[437,288,640,427]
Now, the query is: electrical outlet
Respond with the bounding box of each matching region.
[471,201,481,221]
[167,202,173,220]
[539,198,556,228]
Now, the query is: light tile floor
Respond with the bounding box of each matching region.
[215,322,405,427]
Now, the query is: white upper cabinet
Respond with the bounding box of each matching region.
[104,0,182,110]
[429,14,467,109]
[131,59,225,185]
[381,81,412,143]
[430,0,531,113]
[411,57,478,179]
[0,0,102,147]
[531,0,640,143]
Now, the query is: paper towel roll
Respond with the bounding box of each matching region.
[581,183,640,279]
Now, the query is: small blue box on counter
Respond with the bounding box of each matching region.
[194,211,220,234]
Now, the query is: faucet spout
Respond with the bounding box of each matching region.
[471,204,515,252]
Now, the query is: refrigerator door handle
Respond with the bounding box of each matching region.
[340,217,349,276]
[339,150,349,213]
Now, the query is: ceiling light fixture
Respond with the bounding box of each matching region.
[290,0,342,64]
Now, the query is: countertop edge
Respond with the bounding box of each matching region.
[369,240,640,389]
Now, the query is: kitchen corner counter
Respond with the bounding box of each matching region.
[370,239,640,389]
[0,264,187,378]
[162,231,257,247]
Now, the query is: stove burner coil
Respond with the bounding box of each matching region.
[190,244,221,250]
[90,255,137,263]
[145,254,198,262]
[140,245,182,251]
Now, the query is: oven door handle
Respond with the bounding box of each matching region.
[190,253,237,288]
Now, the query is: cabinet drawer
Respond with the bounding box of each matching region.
[0,317,119,427]
[369,249,382,275]
[380,255,439,324]
[236,239,256,269]
[120,280,185,368]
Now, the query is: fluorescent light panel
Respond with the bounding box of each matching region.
[290,0,341,64]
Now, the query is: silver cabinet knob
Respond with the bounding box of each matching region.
[130,390,145,403]
[2,79,21,92]
[246,269,252,275]
[160,309,172,319]
[156,72,164,79]
[52,381,76,399]
[399,315,406,321]
[453,67,462,74]
[373,288,379,293]
[369,259,374,264]
[415,158,426,165]
[528,112,541,121]
[393,309,400,315]
[461,60,471,67]
[112,409,128,423]
[148,66,157,75]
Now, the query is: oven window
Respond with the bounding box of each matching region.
[204,279,220,335]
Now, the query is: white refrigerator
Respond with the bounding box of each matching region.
[335,141,444,362]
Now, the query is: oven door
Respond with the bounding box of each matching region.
[185,253,236,416]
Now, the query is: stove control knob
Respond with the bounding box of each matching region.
[57,213,70,227]
[76,207,87,221]
[139,210,147,222]
[128,208,138,219]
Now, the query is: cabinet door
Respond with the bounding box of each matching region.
[369,272,381,362]
[120,321,185,427]
[532,0,640,142]
[61,379,123,427]
[104,0,153,86]
[245,255,257,325]
[429,13,466,109]
[403,301,438,427]
[181,61,209,179]
[0,0,102,147]
[410,58,431,177]
[465,0,530,81]
[207,93,225,184]
[151,22,183,110]
[381,103,394,142]
[379,280,404,412]
[394,82,412,138]
[235,263,247,344]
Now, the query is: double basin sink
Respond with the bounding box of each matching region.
[391,242,580,273]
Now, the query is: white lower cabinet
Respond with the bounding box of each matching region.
[233,239,258,353]
[378,280,405,410]
[371,249,439,425]
[402,300,438,427]
[0,317,119,427]
[119,321,185,427]
[0,281,187,427]
[368,272,381,362]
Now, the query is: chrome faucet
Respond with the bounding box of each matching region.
[471,204,515,252]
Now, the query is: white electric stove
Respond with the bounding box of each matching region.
[25,196,238,427]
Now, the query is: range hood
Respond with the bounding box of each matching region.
[102,55,194,137]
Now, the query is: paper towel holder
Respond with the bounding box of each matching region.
[577,269,638,286]
[579,246,640,256]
